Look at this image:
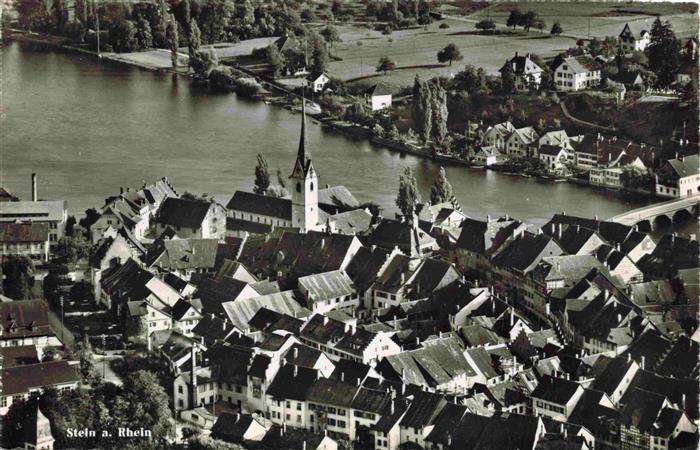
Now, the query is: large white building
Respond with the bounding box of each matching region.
[655,154,700,198]
[554,56,601,92]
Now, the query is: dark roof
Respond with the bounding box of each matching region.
[655,336,699,379]
[0,222,49,243]
[492,232,563,273]
[0,345,40,368]
[283,343,324,369]
[636,234,699,277]
[306,377,358,408]
[1,360,80,395]
[365,83,392,96]
[227,191,292,220]
[226,218,273,235]
[248,354,271,378]
[499,54,543,76]
[591,357,636,397]
[456,217,520,255]
[620,388,667,432]
[531,375,582,405]
[211,413,257,443]
[191,314,234,343]
[399,390,445,428]
[545,213,634,246]
[0,300,53,340]
[424,403,468,445]
[373,254,411,293]
[156,197,214,230]
[266,364,318,401]
[345,246,390,292]
[196,277,252,315]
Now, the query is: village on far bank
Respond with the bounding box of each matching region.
[2,1,700,450]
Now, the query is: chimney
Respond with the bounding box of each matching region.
[357,377,361,386]
[641,356,645,370]
[294,348,299,359]
[31,173,37,202]
[341,371,345,382]
[682,394,686,409]
[120,186,124,195]
[515,51,519,57]
[323,316,329,326]
[190,345,198,408]
[510,308,514,327]
[391,400,395,415]
[236,413,240,422]
[294,365,298,377]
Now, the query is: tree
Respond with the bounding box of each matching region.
[428,80,448,144]
[520,10,538,32]
[109,19,138,53]
[437,43,463,66]
[430,167,453,204]
[190,49,218,78]
[412,75,432,143]
[51,0,69,34]
[254,153,271,194]
[2,256,34,299]
[65,215,77,237]
[550,21,563,36]
[506,9,522,29]
[588,37,602,57]
[320,25,341,50]
[310,45,329,74]
[167,16,179,68]
[501,61,515,94]
[395,166,421,220]
[265,44,285,78]
[135,17,153,50]
[646,18,681,88]
[121,370,174,442]
[58,234,91,263]
[75,0,88,24]
[376,56,396,75]
[188,20,201,66]
[16,0,49,32]
[74,343,101,385]
[475,19,496,34]
[79,207,100,231]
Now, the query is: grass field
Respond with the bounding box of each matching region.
[324,1,698,91]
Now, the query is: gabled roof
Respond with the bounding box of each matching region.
[0,300,52,340]
[155,197,214,230]
[227,190,292,220]
[559,55,599,73]
[222,290,308,331]
[266,364,318,401]
[365,83,392,97]
[345,246,391,292]
[399,390,446,429]
[499,53,543,76]
[298,270,356,302]
[1,360,80,395]
[492,232,563,273]
[538,144,568,157]
[531,375,582,405]
[147,238,219,271]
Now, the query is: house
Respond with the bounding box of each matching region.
[539,130,573,151]
[0,359,80,415]
[655,154,700,198]
[298,270,360,315]
[309,72,330,93]
[398,390,446,447]
[615,70,645,89]
[482,121,515,150]
[499,52,543,92]
[211,412,269,444]
[505,126,539,158]
[474,145,506,166]
[619,22,651,54]
[299,314,400,364]
[221,290,309,333]
[145,238,219,280]
[554,56,601,91]
[364,83,392,111]
[90,233,141,303]
[258,426,339,450]
[367,218,438,257]
[539,145,571,172]
[0,200,67,247]
[0,222,50,262]
[0,300,61,350]
[90,177,177,242]
[452,216,524,278]
[227,191,293,229]
[531,375,585,421]
[154,197,226,239]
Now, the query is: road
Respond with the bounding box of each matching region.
[94,355,124,386]
[47,305,76,350]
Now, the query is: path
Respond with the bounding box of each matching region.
[47,306,76,350]
[559,100,615,132]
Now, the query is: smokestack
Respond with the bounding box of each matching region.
[31,173,37,202]
[191,345,198,408]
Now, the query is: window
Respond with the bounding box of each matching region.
[310,182,314,191]
[178,385,183,394]
[296,182,301,193]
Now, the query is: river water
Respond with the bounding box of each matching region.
[1,40,650,225]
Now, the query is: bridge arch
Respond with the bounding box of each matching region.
[653,214,673,231]
[672,209,694,225]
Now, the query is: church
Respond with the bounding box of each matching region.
[226,100,372,236]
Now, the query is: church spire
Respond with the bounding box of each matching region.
[297,90,308,167]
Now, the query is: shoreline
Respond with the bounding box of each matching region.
[4,30,661,203]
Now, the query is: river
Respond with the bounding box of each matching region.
[1,40,650,225]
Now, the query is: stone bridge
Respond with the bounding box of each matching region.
[609,195,700,229]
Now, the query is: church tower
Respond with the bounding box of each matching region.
[290,96,319,232]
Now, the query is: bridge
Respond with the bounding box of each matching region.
[609,195,700,228]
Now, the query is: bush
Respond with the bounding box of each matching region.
[209,67,238,90]
[235,78,262,97]
[439,23,450,29]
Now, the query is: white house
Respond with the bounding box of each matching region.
[499,52,543,92]
[482,121,515,150]
[474,146,506,166]
[655,154,700,198]
[539,145,571,172]
[505,126,539,158]
[310,73,330,93]
[554,56,601,92]
[365,83,392,111]
[619,22,651,54]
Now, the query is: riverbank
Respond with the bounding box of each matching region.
[3,30,664,203]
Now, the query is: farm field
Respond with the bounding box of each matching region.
[325,1,698,90]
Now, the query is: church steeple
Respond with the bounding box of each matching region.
[290,88,319,233]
